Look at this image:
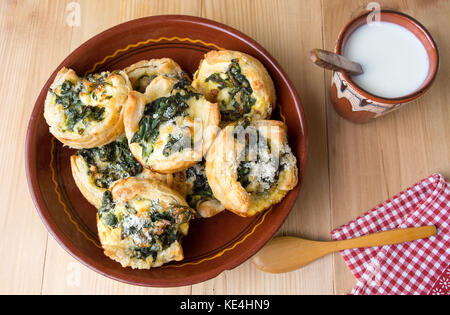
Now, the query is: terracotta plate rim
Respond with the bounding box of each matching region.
[25,15,308,287]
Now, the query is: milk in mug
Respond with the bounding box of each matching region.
[343,21,429,99]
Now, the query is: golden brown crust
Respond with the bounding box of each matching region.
[110,177,187,205]
[70,154,106,208]
[196,199,225,218]
[97,178,192,269]
[123,76,220,173]
[205,124,250,214]
[44,67,131,149]
[192,50,276,123]
[124,58,185,92]
[205,120,298,217]
[70,153,174,208]
[123,91,147,160]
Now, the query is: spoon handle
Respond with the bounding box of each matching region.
[309,48,363,75]
[251,226,437,273]
[334,225,437,251]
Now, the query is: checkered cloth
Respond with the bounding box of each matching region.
[331,173,450,295]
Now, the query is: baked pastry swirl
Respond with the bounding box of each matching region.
[192,50,276,124]
[172,159,224,218]
[44,67,131,148]
[124,75,220,173]
[70,135,172,208]
[206,119,298,217]
[124,58,186,93]
[97,177,195,269]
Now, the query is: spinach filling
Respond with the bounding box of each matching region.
[236,127,281,193]
[237,164,251,190]
[162,133,193,157]
[130,82,200,161]
[77,136,143,188]
[123,201,193,260]
[205,59,256,121]
[50,73,113,134]
[98,191,118,228]
[184,160,216,208]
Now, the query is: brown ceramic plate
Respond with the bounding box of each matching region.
[25,15,307,287]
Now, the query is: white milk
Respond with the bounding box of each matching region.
[343,21,429,99]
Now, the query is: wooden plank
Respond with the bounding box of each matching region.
[42,237,192,294]
[322,0,450,294]
[0,0,74,294]
[197,0,334,294]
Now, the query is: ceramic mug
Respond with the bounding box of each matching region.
[330,10,439,123]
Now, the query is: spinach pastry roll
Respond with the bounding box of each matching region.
[205,119,298,217]
[124,58,186,93]
[44,67,131,148]
[192,50,276,124]
[70,135,173,208]
[97,177,195,269]
[123,75,220,173]
[172,159,224,218]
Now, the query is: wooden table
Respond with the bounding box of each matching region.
[1,0,448,295]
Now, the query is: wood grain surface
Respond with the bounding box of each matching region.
[0,0,448,295]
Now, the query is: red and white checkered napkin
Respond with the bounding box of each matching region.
[331,173,450,295]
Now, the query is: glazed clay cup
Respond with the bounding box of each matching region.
[330,10,439,123]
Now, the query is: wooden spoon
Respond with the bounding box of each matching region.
[252,225,437,273]
[310,48,363,75]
